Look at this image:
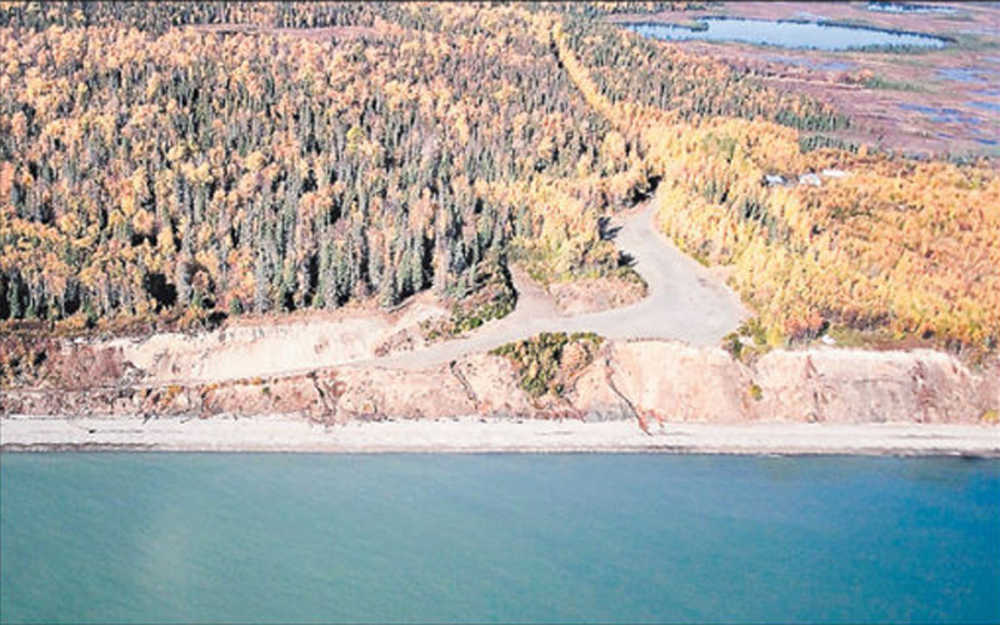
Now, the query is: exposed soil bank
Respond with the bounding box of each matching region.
[2,201,996,453]
[2,417,997,457]
[1,202,737,388]
[3,339,997,436]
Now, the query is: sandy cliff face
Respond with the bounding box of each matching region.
[615,343,998,424]
[2,336,996,426]
[750,349,999,424]
[595,341,750,423]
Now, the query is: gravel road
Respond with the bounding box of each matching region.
[374,201,749,370]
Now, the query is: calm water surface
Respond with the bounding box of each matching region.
[867,2,959,15]
[2,453,998,624]
[625,18,949,50]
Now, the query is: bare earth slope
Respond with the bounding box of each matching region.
[98,199,749,384]
[5,198,996,456]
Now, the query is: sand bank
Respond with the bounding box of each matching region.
[2,415,997,456]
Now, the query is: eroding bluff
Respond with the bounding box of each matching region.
[2,339,997,426]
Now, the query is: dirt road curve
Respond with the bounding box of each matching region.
[108,199,750,385]
[371,201,749,370]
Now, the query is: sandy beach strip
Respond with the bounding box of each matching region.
[1,415,998,456]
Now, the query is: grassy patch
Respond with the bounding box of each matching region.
[806,324,995,365]
[490,332,605,398]
[723,318,777,364]
[613,265,648,288]
[862,75,925,91]
[823,325,896,349]
[512,234,634,287]
[817,18,881,30]
[421,261,516,341]
[798,134,861,154]
[946,33,1000,53]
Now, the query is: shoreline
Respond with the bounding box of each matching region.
[2,416,997,457]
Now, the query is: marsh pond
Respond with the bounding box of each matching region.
[624,17,950,51]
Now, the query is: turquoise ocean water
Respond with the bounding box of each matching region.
[2,453,998,624]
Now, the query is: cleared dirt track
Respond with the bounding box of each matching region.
[373,200,749,370]
[106,198,750,385]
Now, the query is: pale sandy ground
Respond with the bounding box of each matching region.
[10,204,990,457]
[107,200,750,385]
[2,415,997,456]
[373,201,750,370]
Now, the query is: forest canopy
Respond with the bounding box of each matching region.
[0,2,638,331]
[0,1,996,354]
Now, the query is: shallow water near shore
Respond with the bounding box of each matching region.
[2,453,998,624]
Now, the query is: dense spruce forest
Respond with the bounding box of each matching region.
[0,0,777,332]
[0,2,638,332]
[1,1,996,356]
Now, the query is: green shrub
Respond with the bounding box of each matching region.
[723,318,775,364]
[421,260,517,340]
[491,332,605,398]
